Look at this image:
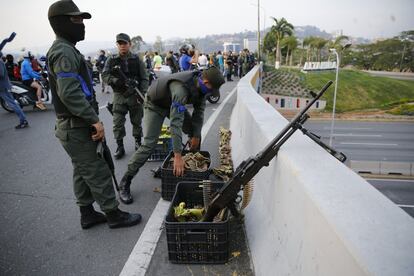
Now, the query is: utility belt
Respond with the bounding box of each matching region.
[56,116,89,128]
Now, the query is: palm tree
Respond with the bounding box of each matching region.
[328,35,350,60]
[281,36,298,66]
[303,36,316,62]
[313,37,328,62]
[270,17,294,68]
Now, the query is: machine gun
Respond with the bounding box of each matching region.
[106,65,146,115]
[201,80,342,222]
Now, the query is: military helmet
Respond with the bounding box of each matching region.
[48,0,91,19]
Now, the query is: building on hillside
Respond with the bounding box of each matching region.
[261,94,326,110]
[261,70,326,110]
[223,42,241,53]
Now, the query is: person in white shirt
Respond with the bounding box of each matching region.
[198,53,208,69]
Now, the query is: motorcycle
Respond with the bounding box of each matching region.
[1,78,52,112]
[207,94,220,104]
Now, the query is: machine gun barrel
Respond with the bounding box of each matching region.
[201,80,333,222]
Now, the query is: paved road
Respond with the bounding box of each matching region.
[367,179,414,218]
[0,79,245,276]
[364,70,414,81]
[306,121,414,162]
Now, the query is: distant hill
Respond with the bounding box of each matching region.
[294,25,332,39]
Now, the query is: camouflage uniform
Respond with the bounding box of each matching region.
[102,50,148,158]
[118,68,224,204]
[47,0,141,229]
[47,37,119,212]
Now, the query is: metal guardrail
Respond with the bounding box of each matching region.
[349,160,414,176]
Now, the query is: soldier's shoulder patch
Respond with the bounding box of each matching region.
[58,56,73,72]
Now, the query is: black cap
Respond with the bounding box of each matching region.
[116,33,131,43]
[202,67,225,97]
[48,0,91,19]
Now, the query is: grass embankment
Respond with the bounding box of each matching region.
[271,68,414,114]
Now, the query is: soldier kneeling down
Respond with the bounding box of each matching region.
[117,66,225,204]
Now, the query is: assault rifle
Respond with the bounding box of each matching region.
[106,65,146,115]
[201,80,343,222]
[96,140,119,191]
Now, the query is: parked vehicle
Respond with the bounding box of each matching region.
[1,79,51,112]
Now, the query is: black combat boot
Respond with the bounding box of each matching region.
[80,205,107,229]
[105,208,142,229]
[135,137,142,151]
[118,174,133,204]
[114,139,125,159]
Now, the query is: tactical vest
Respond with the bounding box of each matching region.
[147,71,200,109]
[108,54,140,93]
[48,52,98,118]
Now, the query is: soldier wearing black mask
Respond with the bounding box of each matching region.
[46,0,142,229]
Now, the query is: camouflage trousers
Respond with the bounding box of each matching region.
[126,101,194,177]
[112,93,143,141]
[55,118,119,212]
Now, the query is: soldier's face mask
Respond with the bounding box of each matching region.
[198,77,213,95]
[49,15,85,44]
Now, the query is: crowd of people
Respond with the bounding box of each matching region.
[140,46,256,79]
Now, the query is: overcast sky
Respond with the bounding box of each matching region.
[1,0,413,52]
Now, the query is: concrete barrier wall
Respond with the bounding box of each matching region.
[231,66,414,276]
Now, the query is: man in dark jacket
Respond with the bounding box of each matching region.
[96,50,107,93]
[0,51,28,129]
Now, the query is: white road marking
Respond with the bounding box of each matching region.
[119,199,170,276]
[99,105,106,110]
[397,204,414,208]
[333,134,382,137]
[323,127,372,130]
[367,178,414,183]
[340,142,398,146]
[119,86,237,276]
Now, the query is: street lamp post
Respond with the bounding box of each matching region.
[329,43,351,146]
[257,0,261,61]
[250,2,266,61]
[329,48,339,147]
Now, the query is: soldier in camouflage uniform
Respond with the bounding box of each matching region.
[102,33,149,160]
[117,67,225,204]
[47,0,141,229]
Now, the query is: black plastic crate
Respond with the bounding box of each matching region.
[148,138,172,162]
[161,150,211,200]
[165,181,229,264]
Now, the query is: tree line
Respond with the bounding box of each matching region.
[263,18,414,72]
